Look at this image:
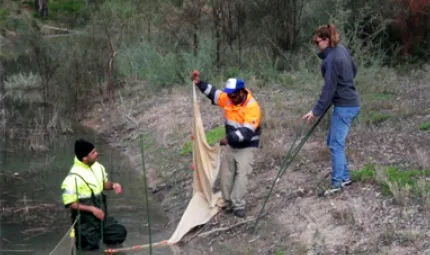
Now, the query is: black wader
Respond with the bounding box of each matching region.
[70,174,127,251]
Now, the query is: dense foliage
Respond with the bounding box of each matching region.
[0,0,429,121]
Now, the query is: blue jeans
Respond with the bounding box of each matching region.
[326,106,360,188]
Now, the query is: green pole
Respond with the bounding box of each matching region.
[139,134,152,255]
[252,105,331,233]
[75,177,81,255]
[251,124,305,234]
[100,170,105,254]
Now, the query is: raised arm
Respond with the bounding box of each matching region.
[191,70,228,107]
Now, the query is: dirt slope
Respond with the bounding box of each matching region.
[80,71,430,254]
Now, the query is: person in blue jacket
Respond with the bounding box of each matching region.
[302,24,360,196]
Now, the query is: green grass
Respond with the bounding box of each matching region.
[0,8,8,20]
[363,92,396,101]
[351,91,396,126]
[49,0,85,14]
[0,8,9,32]
[353,110,393,126]
[179,126,225,155]
[44,0,88,22]
[351,164,376,181]
[371,92,394,100]
[419,122,430,131]
[351,164,430,196]
[370,112,392,124]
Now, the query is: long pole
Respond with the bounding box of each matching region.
[75,177,81,255]
[139,134,152,255]
[252,105,331,233]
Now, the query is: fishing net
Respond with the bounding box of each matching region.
[166,83,224,243]
[101,83,225,254]
[48,216,78,255]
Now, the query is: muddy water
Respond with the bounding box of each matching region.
[0,128,190,255]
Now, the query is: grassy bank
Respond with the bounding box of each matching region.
[3,0,430,254]
[352,164,430,203]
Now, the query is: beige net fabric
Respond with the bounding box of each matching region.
[167,84,224,244]
[49,217,78,255]
[50,83,224,252]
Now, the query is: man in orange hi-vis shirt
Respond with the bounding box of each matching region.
[191,70,261,218]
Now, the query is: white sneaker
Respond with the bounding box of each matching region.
[342,179,353,187]
[318,186,342,197]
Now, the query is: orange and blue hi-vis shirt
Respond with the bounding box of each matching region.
[196,80,262,149]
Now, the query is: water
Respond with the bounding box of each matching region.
[0,127,186,255]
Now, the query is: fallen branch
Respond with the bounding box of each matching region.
[2,238,12,244]
[198,215,263,238]
[40,25,81,33]
[21,227,47,235]
[182,224,206,242]
[1,204,57,215]
[43,34,82,38]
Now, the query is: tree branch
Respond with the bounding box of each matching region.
[198,213,267,238]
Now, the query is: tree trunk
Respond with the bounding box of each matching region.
[193,23,199,57]
[212,3,222,69]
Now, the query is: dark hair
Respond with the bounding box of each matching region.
[313,24,340,48]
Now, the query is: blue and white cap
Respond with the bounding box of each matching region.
[222,78,245,94]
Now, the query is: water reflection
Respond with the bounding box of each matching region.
[0,129,179,255]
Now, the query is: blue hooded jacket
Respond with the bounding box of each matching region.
[312,44,360,116]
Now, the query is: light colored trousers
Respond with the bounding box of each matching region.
[220,146,257,211]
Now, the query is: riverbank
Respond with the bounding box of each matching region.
[80,67,430,254]
[0,123,175,254]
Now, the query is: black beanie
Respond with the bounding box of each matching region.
[75,139,95,160]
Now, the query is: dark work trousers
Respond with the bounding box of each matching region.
[71,193,127,251]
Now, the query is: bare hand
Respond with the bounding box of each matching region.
[112,182,122,194]
[220,137,228,146]
[302,110,315,122]
[191,70,200,85]
[91,207,105,221]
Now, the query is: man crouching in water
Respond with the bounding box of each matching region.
[61,139,127,251]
